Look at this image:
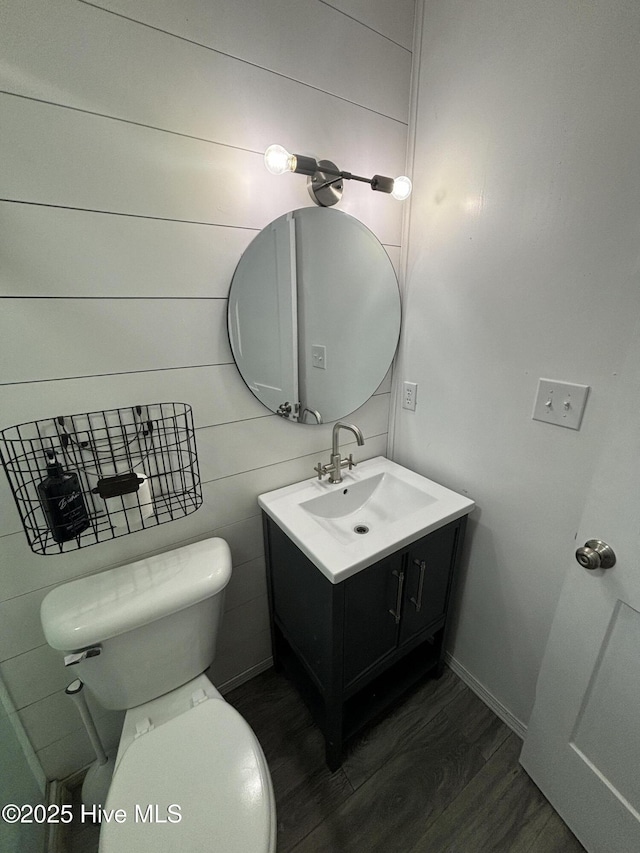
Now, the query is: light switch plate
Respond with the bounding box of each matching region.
[532,378,589,430]
[311,344,326,370]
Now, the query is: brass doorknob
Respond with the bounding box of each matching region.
[575,539,616,571]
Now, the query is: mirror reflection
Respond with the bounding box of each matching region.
[227,208,400,424]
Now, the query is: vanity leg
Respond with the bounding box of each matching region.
[325,740,342,772]
[271,628,283,673]
[324,700,344,771]
[430,626,447,679]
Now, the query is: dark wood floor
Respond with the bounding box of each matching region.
[228,666,585,853]
[67,666,585,852]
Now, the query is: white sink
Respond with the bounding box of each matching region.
[258,456,474,583]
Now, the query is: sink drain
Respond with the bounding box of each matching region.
[353,524,369,535]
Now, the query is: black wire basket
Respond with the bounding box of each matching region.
[0,403,203,556]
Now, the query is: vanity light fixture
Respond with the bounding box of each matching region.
[264,144,412,207]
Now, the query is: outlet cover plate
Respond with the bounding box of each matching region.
[532,378,589,430]
[402,381,418,411]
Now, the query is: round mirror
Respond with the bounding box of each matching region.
[227,208,400,424]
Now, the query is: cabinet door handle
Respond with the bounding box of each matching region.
[410,559,426,612]
[389,569,404,624]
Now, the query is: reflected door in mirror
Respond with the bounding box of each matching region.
[227,208,400,424]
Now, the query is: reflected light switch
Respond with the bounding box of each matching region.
[532,378,589,430]
[312,344,327,370]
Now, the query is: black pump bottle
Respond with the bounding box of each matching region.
[37,453,90,543]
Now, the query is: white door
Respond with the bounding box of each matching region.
[520,325,640,852]
[228,213,298,415]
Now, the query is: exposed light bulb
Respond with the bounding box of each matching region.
[264,144,296,175]
[391,175,412,201]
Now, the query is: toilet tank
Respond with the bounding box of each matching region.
[40,538,232,710]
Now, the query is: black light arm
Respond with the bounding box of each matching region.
[296,161,395,193]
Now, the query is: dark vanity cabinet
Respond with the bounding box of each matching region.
[263,513,469,770]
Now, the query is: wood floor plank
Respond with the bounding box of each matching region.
[523,805,586,853]
[275,765,354,853]
[225,667,293,716]
[229,669,359,852]
[290,708,489,853]
[269,714,328,795]
[444,680,512,761]
[408,733,553,853]
[343,666,467,789]
[227,670,318,776]
[267,711,357,851]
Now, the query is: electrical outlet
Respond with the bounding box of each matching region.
[403,381,418,411]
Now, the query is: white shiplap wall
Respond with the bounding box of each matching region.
[0,0,414,779]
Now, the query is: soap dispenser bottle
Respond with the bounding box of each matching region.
[37,452,90,543]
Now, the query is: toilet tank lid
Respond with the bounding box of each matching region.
[40,538,232,651]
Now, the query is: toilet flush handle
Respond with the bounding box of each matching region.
[64,645,102,667]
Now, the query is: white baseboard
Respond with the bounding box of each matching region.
[217,657,273,695]
[445,652,527,740]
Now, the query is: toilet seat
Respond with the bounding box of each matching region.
[99,696,276,853]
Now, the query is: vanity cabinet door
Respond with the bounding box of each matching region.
[399,522,458,646]
[343,554,401,687]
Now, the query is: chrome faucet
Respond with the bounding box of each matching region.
[314,422,365,484]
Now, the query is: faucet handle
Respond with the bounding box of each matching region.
[313,462,326,480]
[347,454,357,470]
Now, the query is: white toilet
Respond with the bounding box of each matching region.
[40,537,276,853]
